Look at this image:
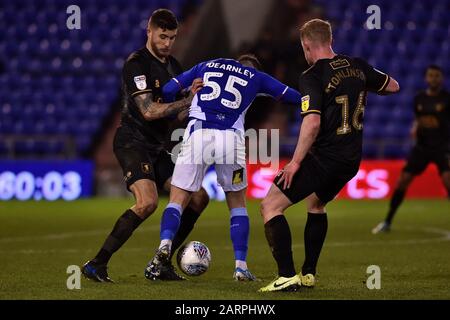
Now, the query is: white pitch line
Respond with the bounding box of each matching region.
[0,221,225,244]
[294,226,450,248]
[0,226,449,254]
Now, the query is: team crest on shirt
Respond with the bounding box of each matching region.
[134,75,147,90]
[141,163,151,174]
[301,95,310,112]
[155,79,160,88]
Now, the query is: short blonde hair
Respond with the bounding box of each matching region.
[300,19,332,44]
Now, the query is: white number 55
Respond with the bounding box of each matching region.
[200,72,248,109]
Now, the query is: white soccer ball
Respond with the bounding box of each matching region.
[176,241,211,276]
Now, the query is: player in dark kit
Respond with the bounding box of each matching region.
[259,19,399,292]
[82,9,209,282]
[373,65,450,234]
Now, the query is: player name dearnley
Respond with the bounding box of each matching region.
[206,61,256,78]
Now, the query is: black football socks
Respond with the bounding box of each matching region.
[92,209,144,265]
[302,212,328,276]
[169,207,201,260]
[385,189,406,224]
[264,215,296,278]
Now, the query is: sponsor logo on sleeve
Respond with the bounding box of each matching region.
[134,75,147,90]
[301,95,310,112]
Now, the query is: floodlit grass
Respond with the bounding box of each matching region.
[1,198,449,299]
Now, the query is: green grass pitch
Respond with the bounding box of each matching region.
[0,198,449,300]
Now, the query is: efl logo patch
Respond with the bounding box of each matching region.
[134,75,147,90]
[232,168,244,185]
[141,163,151,174]
[301,95,310,112]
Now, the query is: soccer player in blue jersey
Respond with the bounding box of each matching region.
[144,54,302,281]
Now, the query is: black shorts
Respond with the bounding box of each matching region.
[403,145,450,175]
[274,153,357,204]
[113,126,175,191]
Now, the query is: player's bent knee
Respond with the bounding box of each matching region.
[260,201,283,223]
[190,188,210,213]
[260,198,275,218]
[305,193,327,213]
[308,204,326,213]
[225,189,246,210]
[134,200,158,219]
[397,173,413,190]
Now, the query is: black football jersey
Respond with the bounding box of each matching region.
[414,90,450,150]
[120,47,183,147]
[299,55,389,169]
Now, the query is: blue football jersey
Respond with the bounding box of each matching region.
[163,58,302,131]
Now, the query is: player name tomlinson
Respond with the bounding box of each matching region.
[326,67,366,91]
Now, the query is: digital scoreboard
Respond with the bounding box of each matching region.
[0,160,94,201]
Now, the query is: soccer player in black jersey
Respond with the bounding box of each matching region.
[373,65,450,234]
[82,9,209,282]
[259,19,400,292]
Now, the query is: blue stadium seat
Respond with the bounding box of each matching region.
[0,141,8,157]
[311,0,450,158]
[362,143,378,158]
[0,0,205,153]
[384,143,408,158]
[15,140,36,154]
[0,116,14,134]
[3,0,446,160]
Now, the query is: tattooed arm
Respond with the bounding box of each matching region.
[134,92,193,121]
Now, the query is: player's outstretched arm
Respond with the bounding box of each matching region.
[135,78,203,121]
[134,92,192,121]
[258,72,302,105]
[280,87,303,105]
